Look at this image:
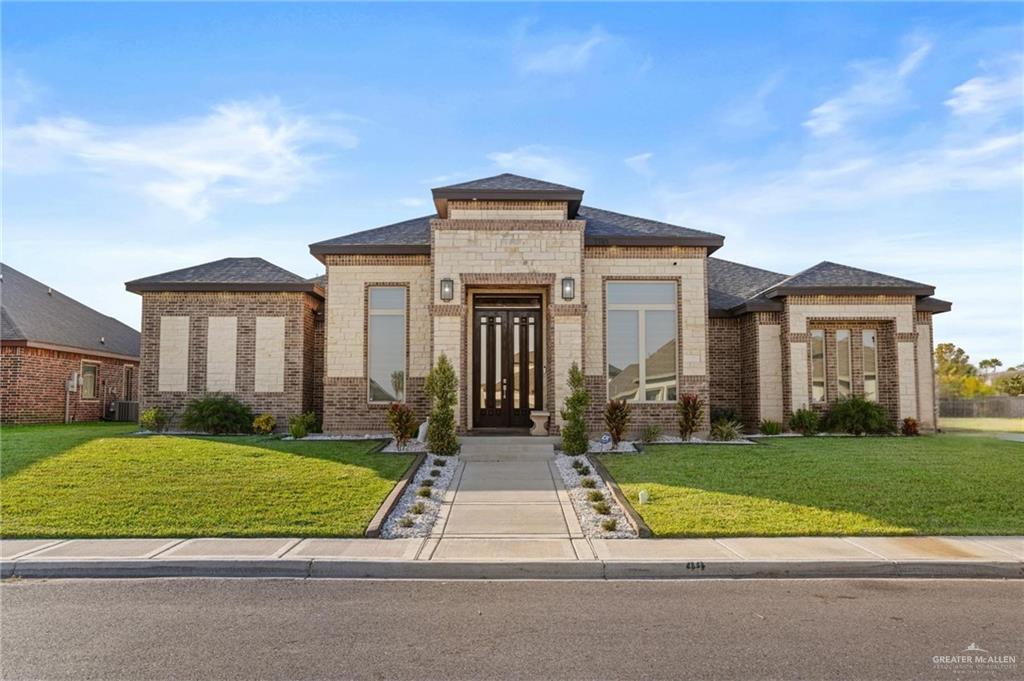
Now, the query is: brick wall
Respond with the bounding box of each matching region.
[139,290,321,431]
[1,345,138,424]
[708,317,741,419]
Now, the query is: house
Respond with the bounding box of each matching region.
[1,263,141,424]
[127,174,951,434]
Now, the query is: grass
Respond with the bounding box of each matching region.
[1,422,413,538]
[599,436,1024,537]
[939,417,1024,433]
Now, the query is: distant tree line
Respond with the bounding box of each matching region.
[935,343,1024,398]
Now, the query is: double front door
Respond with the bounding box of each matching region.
[473,305,543,428]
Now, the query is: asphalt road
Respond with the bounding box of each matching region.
[2,578,1021,680]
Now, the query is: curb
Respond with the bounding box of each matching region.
[365,452,427,538]
[587,454,653,538]
[3,559,1020,580]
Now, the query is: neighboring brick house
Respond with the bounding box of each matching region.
[1,263,140,424]
[129,174,951,434]
[125,258,324,430]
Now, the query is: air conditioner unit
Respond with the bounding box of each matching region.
[113,401,139,423]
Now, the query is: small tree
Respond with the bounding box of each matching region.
[997,371,1024,397]
[677,394,704,440]
[603,399,631,448]
[386,402,418,450]
[560,362,590,455]
[425,354,459,455]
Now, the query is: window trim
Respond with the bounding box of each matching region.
[810,329,826,403]
[605,280,679,404]
[80,361,100,401]
[366,284,408,404]
[862,329,878,402]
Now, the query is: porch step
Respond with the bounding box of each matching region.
[458,437,556,462]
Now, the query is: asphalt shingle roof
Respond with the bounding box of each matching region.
[126,258,323,295]
[765,261,934,297]
[1,263,140,358]
[434,173,582,193]
[707,258,788,312]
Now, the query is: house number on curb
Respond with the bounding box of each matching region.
[686,561,706,571]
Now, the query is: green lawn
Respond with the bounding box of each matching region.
[1,423,412,538]
[599,436,1024,537]
[939,417,1024,433]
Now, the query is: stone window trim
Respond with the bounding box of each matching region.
[80,360,100,401]
[803,320,899,415]
[602,276,683,405]
[363,282,411,407]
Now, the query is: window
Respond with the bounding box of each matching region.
[606,282,677,402]
[863,330,878,402]
[836,330,852,398]
[810,330,826,402]
[81,363,99,399]
[368,286,406,402]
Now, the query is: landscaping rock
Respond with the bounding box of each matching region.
[554,455,636,539]
[381,455,460,538]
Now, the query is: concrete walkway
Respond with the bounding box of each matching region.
[3,536,1022,580]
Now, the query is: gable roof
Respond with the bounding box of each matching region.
[1,263,140,359]
[309,206,724,259]
[764,261,934,298]
[126,257,323,297]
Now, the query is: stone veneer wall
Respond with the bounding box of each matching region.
[140,291,320,431]
[779,295,919,425]
[915,311,936,430]
[1,345,138,424]
[582,246,710,435]
[322,254,432,433]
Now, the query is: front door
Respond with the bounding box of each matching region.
[473,306,543,428]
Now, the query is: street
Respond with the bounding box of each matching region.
[1,578,1021,680]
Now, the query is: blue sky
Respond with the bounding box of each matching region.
[4,3,1022,363]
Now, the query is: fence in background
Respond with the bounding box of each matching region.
[939,396,1024,418]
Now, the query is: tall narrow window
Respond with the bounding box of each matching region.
[863,330,878,402]
[836,330,852,398]
[368,286,406,402]
[606,282,677,402]
[810,330,826,402]
[81,363,99,399]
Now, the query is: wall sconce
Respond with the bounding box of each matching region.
[440,278,454,302]
[561,277,576,301]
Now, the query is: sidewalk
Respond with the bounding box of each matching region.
[3,536,1021,580]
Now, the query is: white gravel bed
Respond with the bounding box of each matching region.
[381,439,428,453]
[282,433,390,441]
[587,440,638,453]
[381,454,460,538]
[646,435,757,445]
[554,455,636,539]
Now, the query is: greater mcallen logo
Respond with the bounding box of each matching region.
[932,643,1017,673]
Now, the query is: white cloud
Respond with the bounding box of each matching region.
[519,26,612,75]
[624,152,654,178]
[723,71,785,132]
[804,38,932,137]
[945,55,1023,117]
[487,145,583,185]
[397,196,427,208]
[4,99,358,221]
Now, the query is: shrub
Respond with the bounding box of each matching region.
[181,394,254,435]
[677,394,705,440]
[432,458,446,467]
[252,413,276,435]
[901,417,920,437]
[399,516,414,528]
[560,362,591,455]
[758,419,783,436]
[430,469,441,477]
[639,424,663,445]
[289,411,317,439]
[603,399,631,448]
[576,464,591,476]
[710,407,738,424]
[419,478,434,488]
[425,354,459,455]
[586,490,604,503]
[825,395,893,435]
[140,407,169,433]
[789,408,820,437]
[580,477,596,489]
[601,518,618,532]
[710,419,743,441]
[410,502,426,515]
[386,402,418,450]
[592,501,611,515]
[416,487,431,498]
